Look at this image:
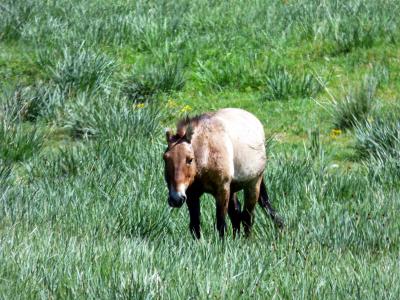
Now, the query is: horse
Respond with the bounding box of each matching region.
[163,108,283,238]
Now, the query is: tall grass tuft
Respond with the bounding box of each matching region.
[308,128,322,160]
[328,15,374,54]
[37,45,115,93]
[124,59,185,102]
[0,87,45,165]
[0,0,34,41]
[312,1,399,54]
[355,114,400,160]
[366,155,400,188]
[0,84,65,122]
[0,121,43,164]
[194,52,264,91]
[260,65,322,101]
[371,63,390,88]
[332,76,376,130]
[60,93,164,139]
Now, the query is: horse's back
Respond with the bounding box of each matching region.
[213,108,266,182]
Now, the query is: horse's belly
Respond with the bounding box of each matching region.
[232,148,266,182]
[218,112,266,182]
[211,108,267,183]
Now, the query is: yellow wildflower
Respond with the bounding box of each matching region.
[330,128,342,138]
[167,99,178,108]
[180,105,193,113]
[133,103,145,109]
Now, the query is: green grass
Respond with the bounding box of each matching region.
[123,58,185,102]
[1,0,400,298]
[355,113,400,160]
[331,76,377,130]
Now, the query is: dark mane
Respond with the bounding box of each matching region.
[176,112,214,136]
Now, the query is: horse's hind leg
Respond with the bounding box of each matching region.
[242,176,262,237]
[228,192,241,238]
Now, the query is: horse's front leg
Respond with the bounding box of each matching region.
[215,183,230,238]
[186,189,202,239]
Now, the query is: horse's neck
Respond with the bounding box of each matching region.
[192,129,210,175]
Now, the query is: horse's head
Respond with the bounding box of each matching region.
[163,126,196,208]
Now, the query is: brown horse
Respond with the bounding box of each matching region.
[163,108,283,238]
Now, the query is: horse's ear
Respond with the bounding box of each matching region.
[185,124,194,143]
[177,115,190,138]
[165,128,172,145]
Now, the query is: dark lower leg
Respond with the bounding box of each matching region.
[241,208,253,237]
[215,187,230,238]
[187,198,201,239]
[228,193,241,238]
[216,204,227,238]
[242,181,260,237]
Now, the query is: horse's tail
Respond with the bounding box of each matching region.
[258,178,284,229]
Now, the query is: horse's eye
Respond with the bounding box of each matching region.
[187,158,193,165]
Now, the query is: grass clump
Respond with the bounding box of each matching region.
[327,15,374,54]
[371,64,390,88]
[355,114,400,160]
[0,86,44,164]
[358,113,400,186]
[0,121,43,164]
[260,64,322,101]
[0,0,34,41]
[124,59,185,102]
[60,92,164,140]
[0,84,65,122]
[194,52,264,91]
[332,76,376,130]
[311,1,399,55]
[37,45,115,93]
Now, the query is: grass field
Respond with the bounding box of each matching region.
[1,0,400,298]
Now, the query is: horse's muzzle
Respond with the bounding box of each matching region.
[168,195,186,208]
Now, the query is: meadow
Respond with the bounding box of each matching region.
[1,0,400,298]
